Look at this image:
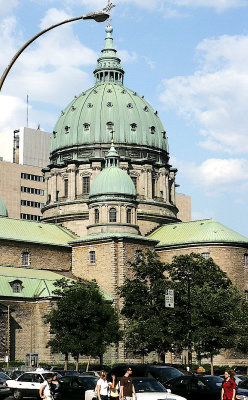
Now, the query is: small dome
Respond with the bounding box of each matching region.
[89,167,136,198]
[0,198,8,217]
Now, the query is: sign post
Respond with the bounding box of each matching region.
[165,289,174,308]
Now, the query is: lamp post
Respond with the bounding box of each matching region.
[0,9,110,91]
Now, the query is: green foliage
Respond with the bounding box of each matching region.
[45,278,121,359]
[120,250,247,360]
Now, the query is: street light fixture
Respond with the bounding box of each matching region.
[0,9,110,91]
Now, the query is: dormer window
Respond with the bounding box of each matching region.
[87,103,93,108]
[83,123,90,132]
[10,280,23,293]
[150,126,156,134]
[144,106,149,112]
[53,131,56,138]
[107,102,113,107]
[71,106,76,111]
[106,122,114,132]
[130,123,137,132]
[127,103,133,109]
[162,130,166,139]
[65,125,70,134]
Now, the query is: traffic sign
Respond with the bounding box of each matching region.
[165,289,174,308]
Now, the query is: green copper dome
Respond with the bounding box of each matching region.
[89,166,136,199]
[51,24,168,161]
[0,198,8,217]
[89,143,136,199]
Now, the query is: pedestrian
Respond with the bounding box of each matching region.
[120,367,137,400]
[39,376,54,400]
[51,374,61,399]
[221,370,236,400]
[36,364,45,373]
[96,371,109,400]
[109,374,119,400]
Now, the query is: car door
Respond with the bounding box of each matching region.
[15,373,34,396]
[60,375,74,398]
[169,376,191,399]
[31,374,44,397]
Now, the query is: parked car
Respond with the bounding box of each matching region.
[164,374,223,400]
[0,372,11,399]
[5,371,61,399]
[108,364,184,386]
[60,374,98,399]
[236,378,248,400]
[132,377,187,400]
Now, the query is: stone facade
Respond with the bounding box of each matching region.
[0,240,72,273]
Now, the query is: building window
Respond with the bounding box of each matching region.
[10,280,23,293]
[131,176,137,190]
[127,103,133,109]
[202,252,210,260]
[21,200,44,208]
[21,186,44,195]
[83,123,90,132]
[95,208,99,224]
[150,126,156,134]
[83,176,90,194]
[89,251,96,264]
[65,125,70,134]
[245,290,248,301]
[126,208,132,224]
[64,179,68,197]
[152,177,156,198]
[21,173,44,182]
[243,254,248,266]
[20,214,41,221]
[130,123,137,132]
[109,207,117,222]
[22,251,30,266]
[106,122,114,133]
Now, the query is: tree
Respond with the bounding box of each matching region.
[45,278,121,369]
[120,251,245,370]
[119,251,174,360]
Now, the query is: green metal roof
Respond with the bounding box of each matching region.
[0,266,113,301]
[0,198,8,217]
[0,217,77,247]
[148,219,248,247]
[69,232,158,244]
[0,266,66,298]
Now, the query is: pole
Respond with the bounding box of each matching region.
[187,272,192,370]
[0,10,109,91]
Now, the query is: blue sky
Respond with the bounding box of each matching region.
[0,0,248,236]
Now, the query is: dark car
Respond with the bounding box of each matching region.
[59,374,98,399]
[0,372,11,399]
[164,374,223,400]
[236,378,248,399]
[108,364,184,386]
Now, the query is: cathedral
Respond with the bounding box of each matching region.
[0,23,248,366]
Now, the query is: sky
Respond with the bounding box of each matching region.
[0,0,248,236]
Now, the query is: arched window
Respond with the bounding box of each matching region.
[109,207,117,222]
[22,251,30,266]
[95,208,99,224]
[64,178,68,197]
[126,208,132,224]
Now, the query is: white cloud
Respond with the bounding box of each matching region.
[177,158,248,195]
[160,35,248,154]
[0,0,18,17]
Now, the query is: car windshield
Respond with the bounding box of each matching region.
[0,372,10,380]
[151,367,183,381]
[202,376,223,389]
[133,379,167,393]
[78,377,98,389]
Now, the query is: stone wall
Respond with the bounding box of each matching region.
[0,240,71,272]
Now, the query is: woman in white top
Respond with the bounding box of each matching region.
[97,371,109,400]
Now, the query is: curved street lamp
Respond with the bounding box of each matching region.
[0,9,110,91]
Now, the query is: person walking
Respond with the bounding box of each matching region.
[96,371,109,400]
[221,370,236,400]
[39,376,53,400]
[120,367,137,400]
[109,374,119,400]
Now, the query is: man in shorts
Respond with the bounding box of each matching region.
[120,367,137,400]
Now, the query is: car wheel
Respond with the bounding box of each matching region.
[13,389,23,400]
